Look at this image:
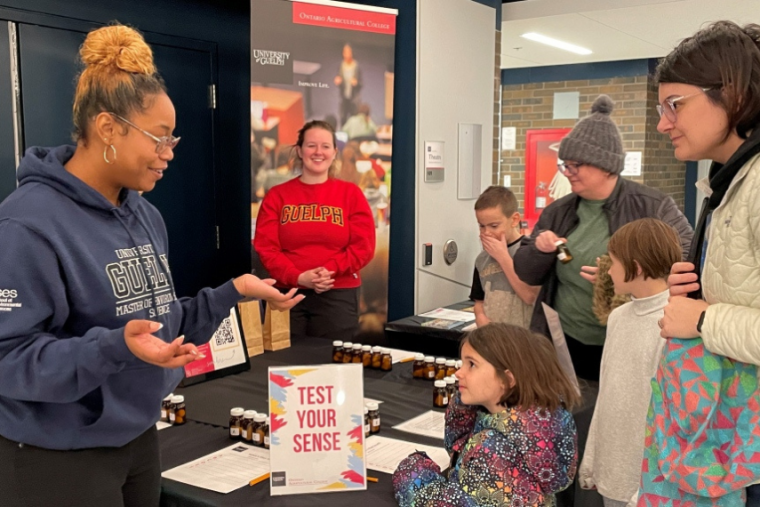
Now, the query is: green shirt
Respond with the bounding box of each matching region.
[554,198,610,345]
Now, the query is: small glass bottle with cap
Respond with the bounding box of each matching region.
[456,360,462,370]
[424,356,436,380]
[412,353,426,378]
[242,410,257,442]
[161,393,173,423]
[263,417,270,449]
[555,240,573,264]
[445,359,457,377]
[445,377,457,404]
[253,413,267,447]
[364,407,370,438]
[341,342,354,363]
[169,395,186,425]
[332,341,344,363]
[433,380,448,408]
[435,358,447,380]
[381,348,393,371]
[367,402,381,434]
[229,407,245,440]
[361,345,372,367]
[352,343,363,363]
[371,346,383,369]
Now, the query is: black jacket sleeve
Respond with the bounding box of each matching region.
[514,216,560,286]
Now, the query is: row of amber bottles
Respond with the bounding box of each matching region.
[229,408,269,448]
[412,356,460,381]
[332,341,392,371]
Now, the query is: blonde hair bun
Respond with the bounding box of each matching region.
[80,24,155,75]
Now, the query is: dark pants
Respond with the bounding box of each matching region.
[290,287,359,341]
[339,96,358,127]
[747,484,760,506]
[0,426,161,507]
[566,333,604,382]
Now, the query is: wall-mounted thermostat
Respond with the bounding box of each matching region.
[443,240,458,265]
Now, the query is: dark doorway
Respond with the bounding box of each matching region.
[17,23,218,297]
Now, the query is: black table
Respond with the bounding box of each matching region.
[384,301,474,357]
[159,421,400,507]
[159,336,602,507]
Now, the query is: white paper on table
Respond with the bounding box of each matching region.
[364,397,384,405]
[541,303,580,395]
[161,444,270,494]
[461,322,477,332]
[418,308,475,322]
[393,410,446,440]
[388,348,417,364]
[155,421,171,431]
[366,435,450,475]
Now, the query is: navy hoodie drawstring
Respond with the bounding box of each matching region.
[132,209,179,302]
[111,208,162,318]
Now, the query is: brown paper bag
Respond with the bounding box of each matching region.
[238,301,264,357]
[263,304,291,351]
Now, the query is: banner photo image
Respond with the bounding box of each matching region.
[250,0,398,341]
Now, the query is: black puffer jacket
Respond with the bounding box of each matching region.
[514,177,694,340]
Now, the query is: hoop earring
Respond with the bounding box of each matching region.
[103,144,116,165]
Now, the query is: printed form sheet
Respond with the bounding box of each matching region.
[393,410,446,440]
[366,436,449,475]
[418,308,475,322]
[162,444,270,494]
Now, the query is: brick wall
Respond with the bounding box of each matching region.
[642,78,685,205]
[498,74,685,211]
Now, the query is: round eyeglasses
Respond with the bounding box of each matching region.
[655,88,711,123]
[557,162,583,176]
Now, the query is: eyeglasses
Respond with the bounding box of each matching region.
[109,113,181,154]
[557,162,583,176]
[655,88,711,123]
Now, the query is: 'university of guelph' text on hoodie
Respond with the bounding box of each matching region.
[0,145,242,449]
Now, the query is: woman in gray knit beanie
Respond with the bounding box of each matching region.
[513,94,693,382]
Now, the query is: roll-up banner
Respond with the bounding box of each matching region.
[251,0,398,340]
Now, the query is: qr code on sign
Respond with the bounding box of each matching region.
[213,318,236,348]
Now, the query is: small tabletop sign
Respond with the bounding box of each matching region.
[181,307,250,386]
[268,363,366,496]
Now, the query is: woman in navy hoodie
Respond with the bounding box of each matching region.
[0,25,302,507]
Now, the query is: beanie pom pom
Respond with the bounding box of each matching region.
[591,95,614,115]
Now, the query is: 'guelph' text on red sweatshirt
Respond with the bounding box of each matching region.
[254,177,376,289]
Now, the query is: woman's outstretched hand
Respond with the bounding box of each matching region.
[124,320,202,368]
[234,274,305,311]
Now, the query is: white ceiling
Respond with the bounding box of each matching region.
[501,0,759,69]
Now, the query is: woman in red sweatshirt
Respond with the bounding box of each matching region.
[254,120,376,340]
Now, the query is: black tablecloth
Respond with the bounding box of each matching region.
[384,301,474,357]
[159,421,398,507]
[160,336,603,507]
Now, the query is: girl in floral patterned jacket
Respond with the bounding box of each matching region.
[392,323,580,507]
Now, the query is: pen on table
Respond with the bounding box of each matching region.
[399,357,415,363]
[367,476,379,483]
[249,473,270,486]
